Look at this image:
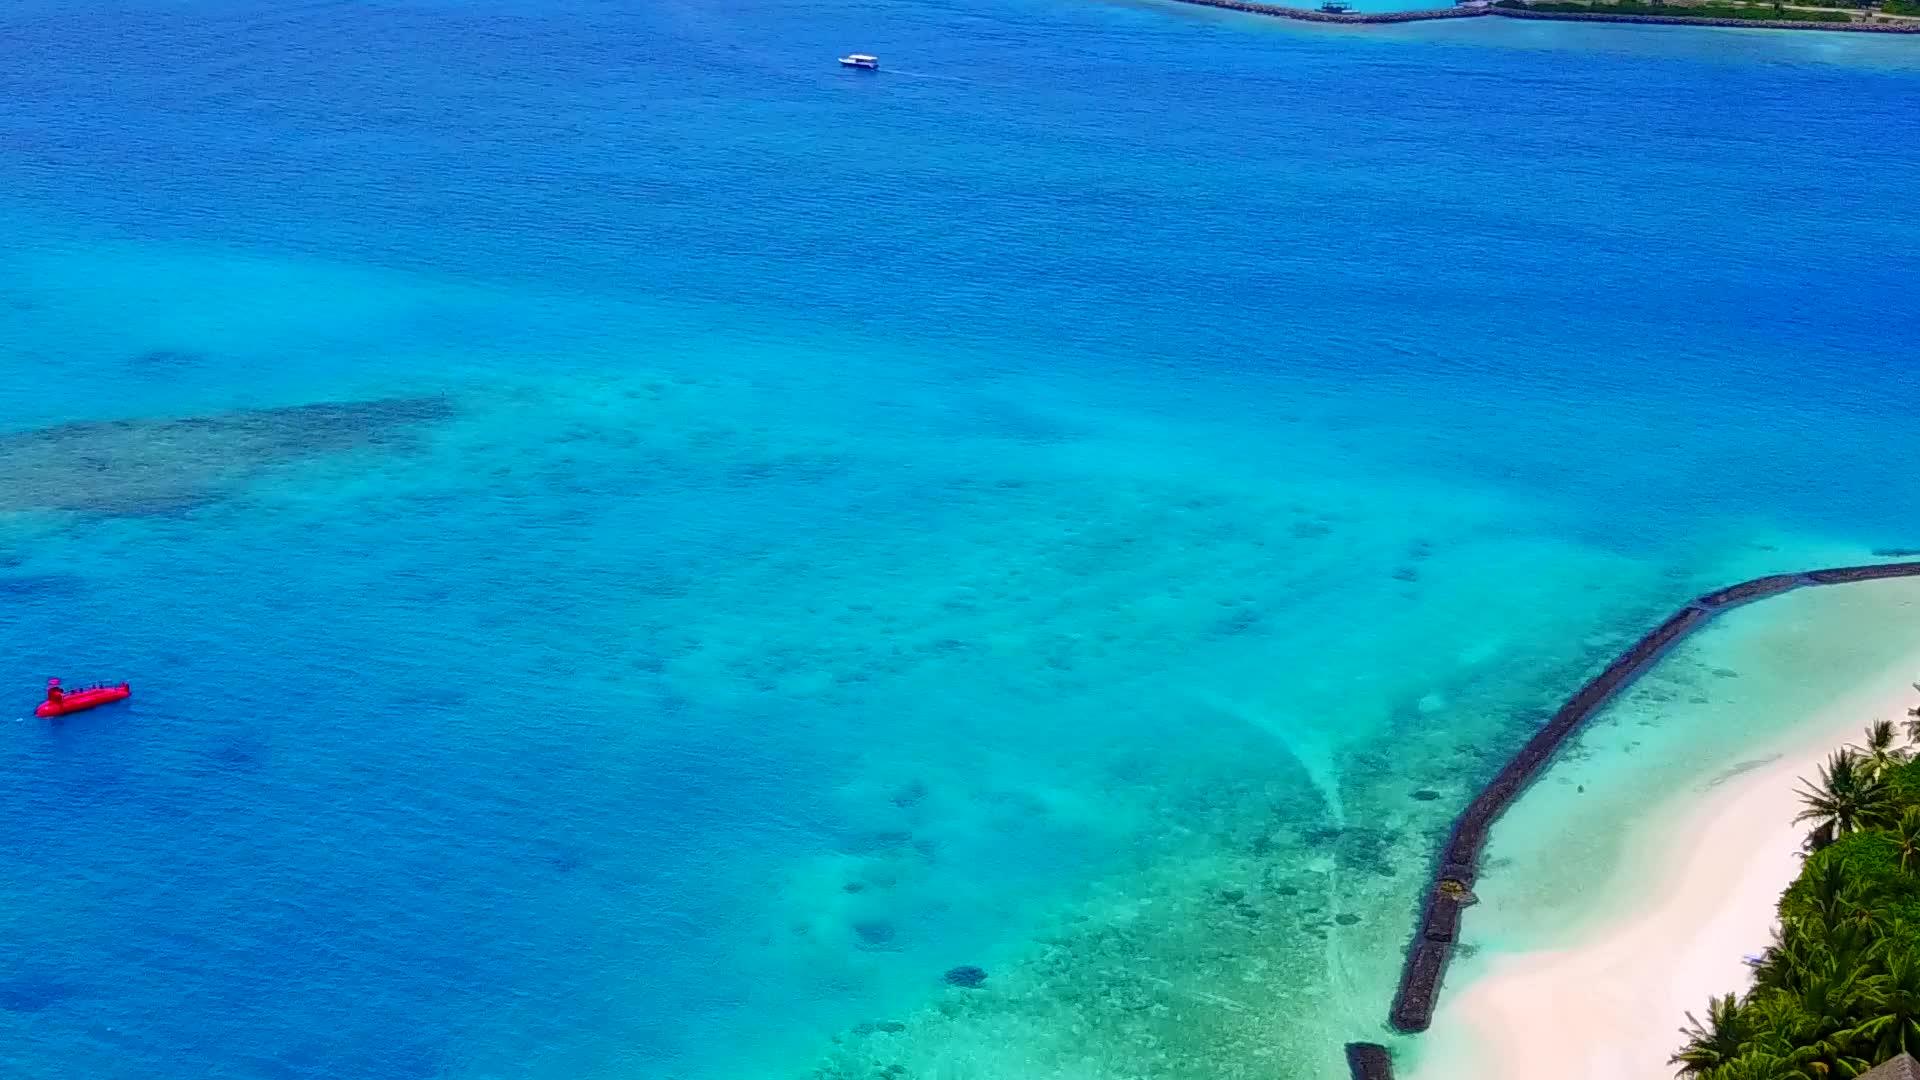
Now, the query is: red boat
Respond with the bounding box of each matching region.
[35,678,131,718]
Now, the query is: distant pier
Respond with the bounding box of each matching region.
[1153,0,1484,24]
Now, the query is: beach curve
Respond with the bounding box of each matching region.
[1412,648,1920,1079]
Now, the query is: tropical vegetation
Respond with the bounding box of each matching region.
[1494,0,1856,20]
[1672,697,1920,1079]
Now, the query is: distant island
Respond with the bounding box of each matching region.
[1671,707,1920,1078]
[1494,0,1920,26]
[1160,0,1920,31]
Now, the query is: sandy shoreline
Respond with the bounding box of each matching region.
[1417,660,1920,1080]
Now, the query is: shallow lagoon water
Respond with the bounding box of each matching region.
[1457,578,1920,963]
[2,2,1919,1078]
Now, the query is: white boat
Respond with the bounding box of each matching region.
[839,54,879,70]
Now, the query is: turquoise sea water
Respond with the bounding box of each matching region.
[3,3,1919,1078]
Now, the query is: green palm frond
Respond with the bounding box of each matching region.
[1852,721,1911,778]
[1675,993,1754,1076]
[1796,750,1896,849]
[1892,809,1920,875]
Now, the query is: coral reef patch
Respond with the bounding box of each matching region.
[0,395,454,516]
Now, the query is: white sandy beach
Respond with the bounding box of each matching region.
[1417,660,1920,1080]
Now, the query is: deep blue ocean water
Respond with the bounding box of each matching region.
[2,2,1918,1078]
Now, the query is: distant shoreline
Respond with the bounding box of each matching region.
[1156,0,1920,32]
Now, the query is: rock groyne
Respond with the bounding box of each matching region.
[1388,560,1920,1037]
[1345,1041,1395,1080]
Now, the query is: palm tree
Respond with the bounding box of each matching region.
[1818,920,1878,991]
[1905,684,1920,746]
[1792,867,1885,961]
[1802,820,1838,854]
[1798,856,1857,931]
[1787,962,1872,1070]
[1847,949,1920,1062]
[1742,987,1859,1079]
[1674,993,1753,1076]
[1895,809,1920,874]
[1852,720,1911,778]
[1700,1049,1812,1079]
[1749,928,1794,994]
[1796,750,1895,850]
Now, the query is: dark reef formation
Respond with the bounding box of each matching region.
[941,965,988,988]
[0,395,454,517]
